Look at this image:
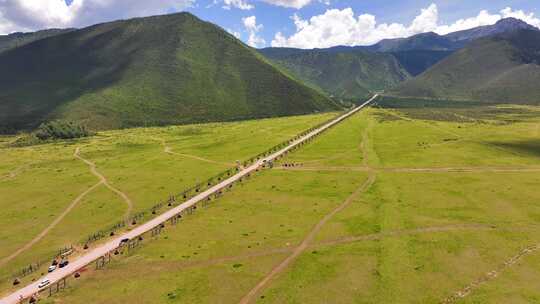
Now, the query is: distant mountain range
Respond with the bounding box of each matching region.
[391,29,540,104]
[260,17,539,101]
[0,13,337,133]
[323,17,537,52]
[1,14,539,133]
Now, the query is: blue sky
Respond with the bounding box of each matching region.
[186,0,540,48]
[2,0,539,48]
[190,0,539,37]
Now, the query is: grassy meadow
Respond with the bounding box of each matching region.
[4,101,540,303]
[0,112,335,293]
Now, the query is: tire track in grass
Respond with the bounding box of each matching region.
[238,172,377,304]
[0,181,102,267]
[154,137,235,167]
[166,148,236,167]
[74,147,133,220]
[316,224,497,247]
[441,243,540,303]
[150,224,502,279]
[0,164,31,181]
[290,151,351,165]
[277,166,540,173]
[361,127,370,168]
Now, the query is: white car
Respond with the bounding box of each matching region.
[48,265,57,273]
[38,279,50,289]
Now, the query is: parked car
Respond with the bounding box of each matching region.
[48,265,57,273]
[38,279,50,289]
[59,260,69,268]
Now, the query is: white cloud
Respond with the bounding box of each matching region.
[242,15,265,47]
[434,7,540,35]
[0,0,194,35]
[263,0,330,9]
[272,4,540,48]
[500,7,540,28]
[0,11,21,34]
[226,28,241,39]
[263,0,312,9]
[222,0,254,10]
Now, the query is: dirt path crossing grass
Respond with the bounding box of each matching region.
[442,243,540,303]
[0,146,137,268]
[238,172,377,304]
[0,182,102,268]
[74,147,133,219]
[154,137,236,167]
[277,166,540,173]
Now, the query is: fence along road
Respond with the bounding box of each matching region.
[0,94,377,304]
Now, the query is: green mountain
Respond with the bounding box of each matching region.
[372,32,462,52]
[259,49,410,100]
[391,29,540,104]
[390,50,453,76]
[0,28,74,54]
[0,13,338,133]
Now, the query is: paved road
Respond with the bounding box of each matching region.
[0,95,377,304]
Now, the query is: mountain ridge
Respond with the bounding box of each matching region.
[390,29,540,104]
[260,49,410,100]
[0,28,75,54]
[0,12,338,133]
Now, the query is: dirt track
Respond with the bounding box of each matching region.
[277,166,540,173]
[0,181,102,268]
[0,148,135,267]
[74,147,133,219]
[0,163,34,182]
[1,96,378,304]
[317,224,497,247]
[144,224,504,275]
[441,243,540,303]
[155,137,235,167]
[238,172,377,304]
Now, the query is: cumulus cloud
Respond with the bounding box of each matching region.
[0,0,194,34]
[272,4,540,48]
[436,7,540,34]
[219,0,327,10]
[242,15,265,47]
[263,0,312,9]
[222,0,254,10]
[499,7,540,28]
[263,0,331,9]
[226,28,242,39]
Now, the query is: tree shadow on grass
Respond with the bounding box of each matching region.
[489,140,540,158]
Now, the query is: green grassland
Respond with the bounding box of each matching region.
[279,112,369,167]
[37,169,368,303]
[5,101,540,303]
[0,112,334,293]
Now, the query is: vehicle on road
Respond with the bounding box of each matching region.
[38,279,50,289]
[119,238,130,245]
[59,260,69,268]
[47,265,56,273]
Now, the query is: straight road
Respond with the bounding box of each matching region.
[0,95,377,304]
